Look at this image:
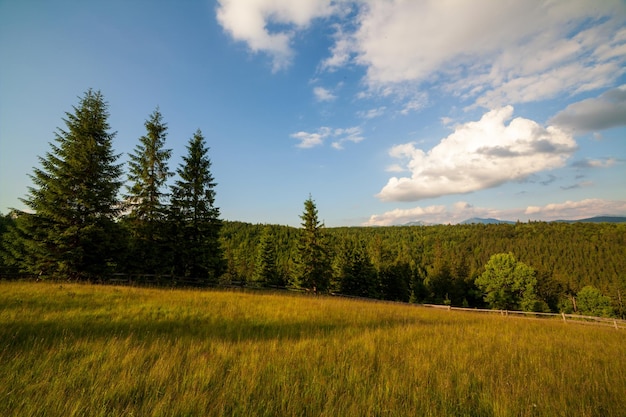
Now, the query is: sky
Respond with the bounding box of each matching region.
[1,0,625,227]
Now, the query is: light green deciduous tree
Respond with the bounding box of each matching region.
[475,252,539,311]
[576,285,614,317]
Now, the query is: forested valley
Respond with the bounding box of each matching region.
[220,220,626,317]
[1,89,625,319]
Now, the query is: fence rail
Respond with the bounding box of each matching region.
[329,293,625,330]
[419,303,626,330]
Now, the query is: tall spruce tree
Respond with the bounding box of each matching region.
[292,196,331,293]
[253,226,280,287]
[124,108,172,273]
[334,238,378,297]
[13,90,123,280]
[170,129,224,283]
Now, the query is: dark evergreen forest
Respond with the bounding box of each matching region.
[219,220,626,317]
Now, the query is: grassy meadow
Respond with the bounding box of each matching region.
[1,282,625,417]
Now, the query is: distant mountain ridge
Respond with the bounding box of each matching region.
[555,216,626,224]
[460,217,516,225]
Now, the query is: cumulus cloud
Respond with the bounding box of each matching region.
[364,200,516,226]
[313,86,337,102]
[365,204,448,226]
[216,0,335,71]
[291,127,330,148]
[217,1,626,105]
[377,106,577,202]
[291,125,363,149]
[550,85,626,133]
[524,199,626,221]
[364,198,626,226]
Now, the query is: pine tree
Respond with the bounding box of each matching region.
[14,89,123,280]
[124,107,173,273]
[253,226,280,286]
[334,238,378,297]
[292,196,331,293]
[170,129,224,283]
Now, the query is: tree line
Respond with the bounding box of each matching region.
[1,89,624,318]
[219,218,626,318]
[1,90,224,284]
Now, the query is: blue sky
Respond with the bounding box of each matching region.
[1,0,625,227]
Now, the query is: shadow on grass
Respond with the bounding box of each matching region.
[1,308,423,351]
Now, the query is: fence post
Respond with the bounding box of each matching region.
[615,320,619,330]
[562,312,566,323]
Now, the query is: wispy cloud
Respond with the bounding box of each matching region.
[357,106,386,119]
[571,157,619,169]
[291,125,363,149]
[377,106,577,202]
[330,127,364,149]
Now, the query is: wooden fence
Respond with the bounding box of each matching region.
[329,293,626,330]
[418,303,626,330]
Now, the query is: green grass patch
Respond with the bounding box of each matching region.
[1,282,624,416]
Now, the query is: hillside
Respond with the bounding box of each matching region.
[2,282,625,417]
[221,220,626,314]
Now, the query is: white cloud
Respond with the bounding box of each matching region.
[291,125,363,149]
[291,126,330,148]
[365,200,512,226]
[216,0,335,71]
[313,86,337,102]
[364,198,626,226]
[331,126,364,149]
[524,199,626,220]
[377,106,577,202]
[319,22,354,71]
[322,0,626,106]
[550,85,626,133]
[217,1,626,105]
[365,204,447,226]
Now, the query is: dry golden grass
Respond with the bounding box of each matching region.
[1,281,624,416]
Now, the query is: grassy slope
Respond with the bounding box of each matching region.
[1,282,625,417]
